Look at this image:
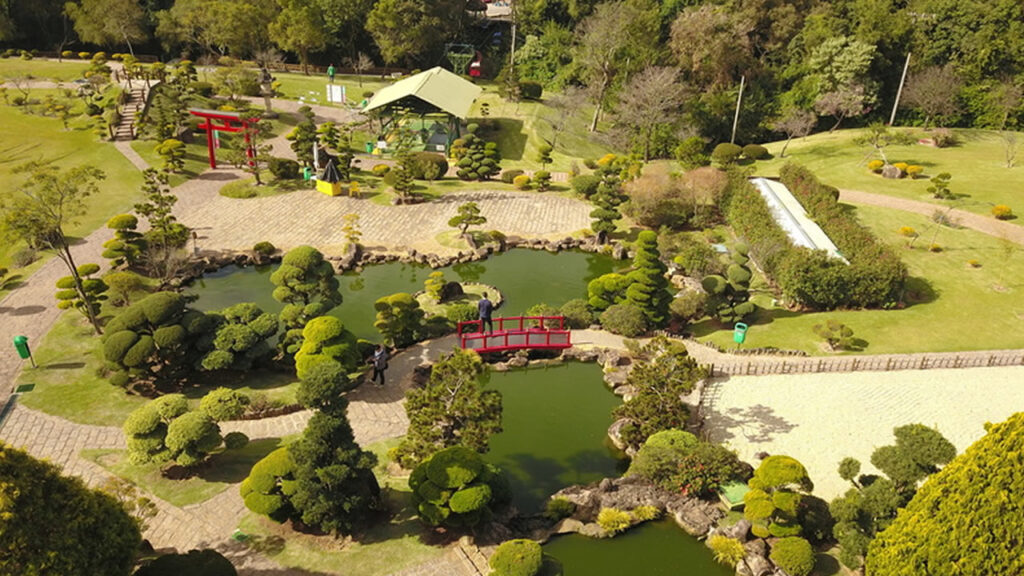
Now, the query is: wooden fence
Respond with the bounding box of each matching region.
[702,350,1024,378]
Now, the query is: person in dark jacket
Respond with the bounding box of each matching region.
[478,292,494,334]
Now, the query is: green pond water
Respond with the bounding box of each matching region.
[484,362,626,513]
[186,249,617,341]
[543,519,732,576]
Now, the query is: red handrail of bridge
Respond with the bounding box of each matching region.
[457,316,572,353]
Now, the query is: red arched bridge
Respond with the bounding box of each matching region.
[457,316,572,353]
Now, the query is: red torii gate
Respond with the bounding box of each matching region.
[188,108,259,169]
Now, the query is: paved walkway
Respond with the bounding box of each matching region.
[840,188,1024,244]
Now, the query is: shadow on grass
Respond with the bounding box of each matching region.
[493,118,527,161]
[197,438,283,484]
[903,276,939,305]
[179,369,297,400]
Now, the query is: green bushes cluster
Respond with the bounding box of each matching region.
[779,163,906,308]
[743,455,814,538]
[122,395,225,467]
[408,152,448,180]
[501,169,525,183]
[630,429,746,497]
[489,539,543,576]
[711,143,743,166]
[451,129,501,181]
[599,303,647,337]
[742,143,770,160]
[770,537,815,576]
[708,534,746,566]
[268,157,300,180]
[570,174,602,197]
[518,81,543,100]
[409,446,509,528]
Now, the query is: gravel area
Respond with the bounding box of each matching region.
[703,366,1024,500]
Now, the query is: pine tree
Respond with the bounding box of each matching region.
[625,230,671,327]
[589,173,625,241]
[270,245,343,355]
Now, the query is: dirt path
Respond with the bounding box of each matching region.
[840,188,1024,245]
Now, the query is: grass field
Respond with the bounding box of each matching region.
[757,128,1024,225]
[696,203,1024,354]
[83,437,285,507]
[17,311,300,425]
[0,101,143,268]
[0,58,90,82]
[249,71,389,109]
[130,139,211,187]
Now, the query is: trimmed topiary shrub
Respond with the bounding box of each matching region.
[709,534,746,566]
[518,81,543,100]
[992,204,1014,220]
[445,303,477,324]
[489,539,543,576]
[742,144,770,160]
[711,143,743,167]
[674,136,710,170]
[199,388,250,421]
[770,537,815,576]
[867,159,884,172]
[570,174,602,198]
[253,241,276,256]
[410,445,508,528]
[599,303,647,337]
[501,169,525,184]
[223,431,249,450]
[559,298,594,329]
[372,164,391,177]
[409,152,448,180]
[906,165,924,178]
[293,316,360,380]
[512,174,531,190]
[268,157,300,180]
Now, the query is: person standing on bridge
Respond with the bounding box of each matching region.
[370,345,389,386]
[478,292,494,334]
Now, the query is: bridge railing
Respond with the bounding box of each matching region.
[457,316,571,352]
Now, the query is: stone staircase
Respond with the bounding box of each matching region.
[114,86,146,141]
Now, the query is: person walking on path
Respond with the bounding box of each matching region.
[370,345,389,386]
[327,63,336,84]
[478,292,494,334]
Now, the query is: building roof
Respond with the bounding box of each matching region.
[364,67,482,119]
[750,177,848,263]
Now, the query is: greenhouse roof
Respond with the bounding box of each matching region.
[750,177,848,264]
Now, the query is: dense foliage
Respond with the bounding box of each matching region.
[489,539,543,576]
[625,230,671,327]
[293,316,361,381]
[409,445,509,529]
[394,349,501,468]
[866,413,1024,575]
[270,245,342,355]
[612,337,705,450]
[373,292,425,347]
[197,303,278,371]
[0,442,141,576]
[134,549,237,576]
[744,455,814,538]
[630,429,745,497]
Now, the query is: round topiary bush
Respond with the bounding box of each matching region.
[512,174,531,190]
[501,169,525,184]
[426,445,483,488]
[489,539,544,576]
[253,241,276,256]
[559,299,593,329]
[268,157,300,180]
[600,303,647,337]
[906,165,924,178]
[992,204,1014,220]
[518,81,543,100]
[223,431,249,450]
[769,537,815,576]
[372,164,391,177]
[199,388,250,422]
[409,152,448,180]
[742,144,770,160]
[711,143,743,167]
[867,159,884,172]
[570,174,602,197]
[445,303,477,324]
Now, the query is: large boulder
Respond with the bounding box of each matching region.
[438,281,465,302]
[667,497,723,536]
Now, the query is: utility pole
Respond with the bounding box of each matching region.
[731,75,745,145]
[509,2,517,77]
[890,52,912,126]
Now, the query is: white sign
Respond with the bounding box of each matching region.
[326,84,346,103]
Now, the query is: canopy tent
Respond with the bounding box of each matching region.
[364,67,482,153]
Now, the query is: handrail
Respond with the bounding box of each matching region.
[457,315,567,336]
[457,316,571,352]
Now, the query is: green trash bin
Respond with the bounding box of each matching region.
[365,141,374,153]
[13,336,30,359]
[733,322,749,344]
[302,167,312,181]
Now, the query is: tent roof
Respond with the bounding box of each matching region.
[364,67,482,119]
[320,158,342,183]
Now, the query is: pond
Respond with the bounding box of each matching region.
[543,519,732,576]
[186,249,618,341]
[484,362,625,513]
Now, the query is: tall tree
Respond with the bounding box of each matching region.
[771,107,817,157]
[270,245,343,354]
[394,349,502,468]
[134,169,189,279]
[809,36,877,131]
[65,0,147,55]
[625,230,672,326]
[366,0,458,66]
[901,65,962,128]
[156,0,275,58]
[1,163,106,334]
[575,2,633,132]
[0,442,142,576]
[669,4,754,91]
[269,0,328,75]
[611,66,687,160]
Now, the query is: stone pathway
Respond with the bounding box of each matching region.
[840,188,1024,245]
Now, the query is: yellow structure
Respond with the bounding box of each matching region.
[317,158,343,196]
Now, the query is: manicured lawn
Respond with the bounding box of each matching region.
[696,204,1024,354]
[756,128,1024,225]
[219,177,309,199]
[237,437,447,576]
[17,313,147,426]
[264,72,390,108]
[0,102,143,268]
[82,437,285,507]
[0,58,90,82]
[469,86,615,173]
[17,311,300,425]
[130,139,211,187]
